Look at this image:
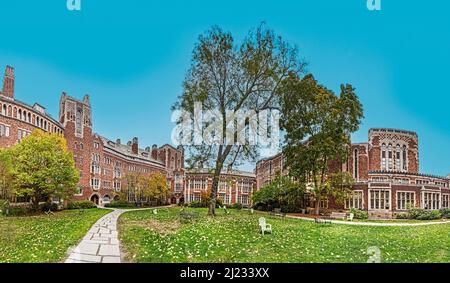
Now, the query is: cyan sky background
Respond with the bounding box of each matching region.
[0,0,448,175]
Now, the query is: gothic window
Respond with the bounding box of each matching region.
[395,144,401,171]
[402,145,407,171]
[76,107,82,135]
[381,143,386,170]
[388,144,393,170]
[353,149,358,180]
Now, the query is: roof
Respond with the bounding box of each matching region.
[369,170,449,181]
[187,168,256,178]
[99,136,166,167]
[0,96,64,128]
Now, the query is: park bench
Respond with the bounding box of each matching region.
[314,217,332,225]
[330,212,347,220]
[269,208,286,218]
[258,217,272,235]
[179,211,200,222]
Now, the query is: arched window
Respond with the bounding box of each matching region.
[388,144,393,170]
[396,144,401,171]
[2,104,6,115]
[353,149,359,180]
[28,113,31,123]
[402,145,407,171]
[381,143,386,170]
[18,109,22,120]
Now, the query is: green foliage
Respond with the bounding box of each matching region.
[408,208,442,220]
[0,149,14,200]
[173,23,305,215]
[6,130,79,209]
[252,175,305,211]
[104,201,136,209]
[39,202,59,212]
[280,73,364,214]
[67,201,97,210]
[440,208,450,219]
[349,208,368,220]
[230,203,243,210]
[188,201,205,208]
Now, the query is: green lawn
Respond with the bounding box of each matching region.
[0,209,110,263]
[118,208,450,263]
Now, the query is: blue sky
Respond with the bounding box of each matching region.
[0,0,448,175]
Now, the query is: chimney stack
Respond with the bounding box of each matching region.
[1,66,15,99]
[132,137,139,155]
[151,144,158,160]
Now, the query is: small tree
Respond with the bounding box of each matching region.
[9,130,79,210]
[144,172,170,204]
[280,74,363,214]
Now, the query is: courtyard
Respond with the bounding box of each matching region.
[1,207,450,263]
[117,208,450,263]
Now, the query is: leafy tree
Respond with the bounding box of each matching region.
[280,74,363,214]
[0,149,14,200]
[173,23,305,215]
[252,175,305,208]
[122,172,170,204]
[8,130,79,209]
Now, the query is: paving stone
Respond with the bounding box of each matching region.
[98,245,121,256]
[84,239,110,245]
[110,238,119,245]
[74,243,99,255]
[69,253,102,263]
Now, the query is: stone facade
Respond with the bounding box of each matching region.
[184,169,256,207]
[255,128,449,218]
[0,66,184,205]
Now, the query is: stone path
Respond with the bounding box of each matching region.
[65,206,170,263]
[65,209,125,263]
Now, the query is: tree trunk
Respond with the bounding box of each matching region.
[315,199,320,215]
[208,159,226,216]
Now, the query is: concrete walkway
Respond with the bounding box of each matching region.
[65,209,125,263]
[65,206,170,263]
[287,215,450,227]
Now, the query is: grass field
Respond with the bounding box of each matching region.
[118,207,450,263]
[0,209,110,263]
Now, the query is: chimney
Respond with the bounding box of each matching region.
[151,144,158,160]
[116,139,121,145]
[1,66,15,99]
[83,94,90,105]
[132,137,139,155]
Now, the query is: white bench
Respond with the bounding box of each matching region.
[330,212,347,220]
[259,217,272,235]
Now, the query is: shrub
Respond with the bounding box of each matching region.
[408,208,442,220]
[188,201,205,208]
[440,208,450,219]
[230,203,243,210]
[395,213,409,219]
[67,200,96,210]
[349,208,368,220]
[4,203,34,216]
[39,202,59,212]
[105,201,136,209]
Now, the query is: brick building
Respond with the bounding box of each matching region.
[0,66,184,205]
[256,128,450,218]
[184,169,256,207]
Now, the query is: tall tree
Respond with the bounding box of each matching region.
[9,130,79,209]
[173,24,305,215]
[280,74,363,214]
